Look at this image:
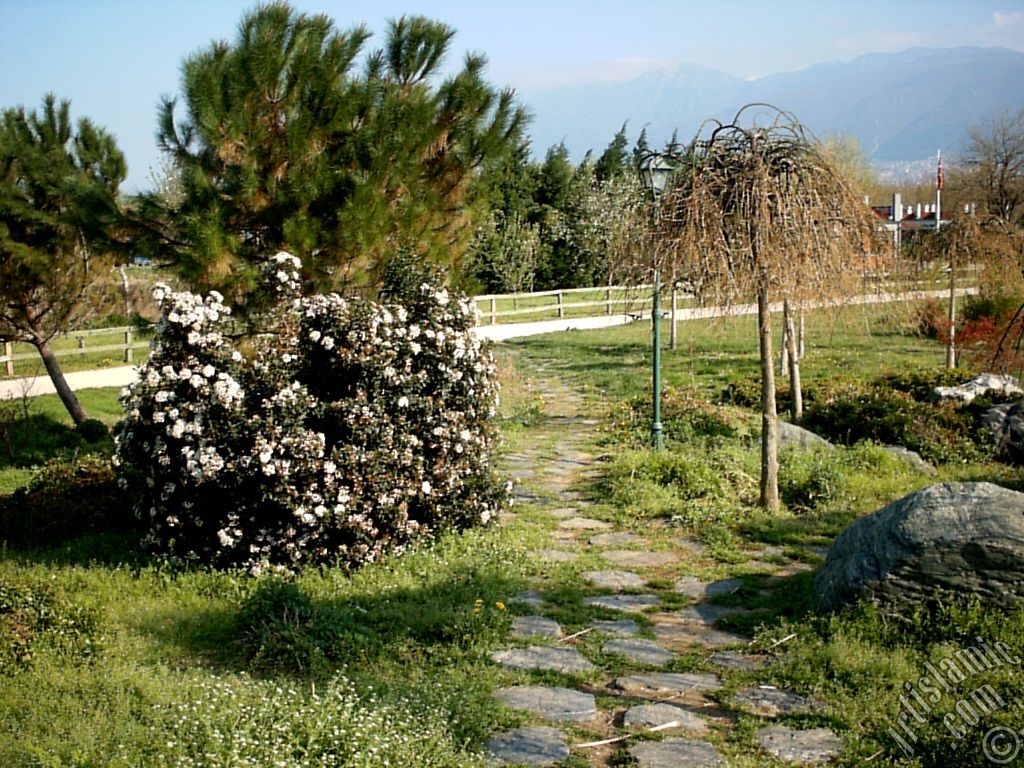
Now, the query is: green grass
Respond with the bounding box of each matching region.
[1,297,1021,766]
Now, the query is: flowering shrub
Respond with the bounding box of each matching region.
[116,253,508,570]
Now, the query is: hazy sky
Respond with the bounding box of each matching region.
[2,0,1022,191]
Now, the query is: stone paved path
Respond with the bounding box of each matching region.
[484,370,841,766]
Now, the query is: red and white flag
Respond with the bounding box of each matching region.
[937,150,944,191]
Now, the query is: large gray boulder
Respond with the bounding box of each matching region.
[932,373,1022,404]
[814,482,1024,611]
[982,403,1024,464]
[777,421,833,450]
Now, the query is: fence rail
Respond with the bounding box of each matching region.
[1,326,154,378]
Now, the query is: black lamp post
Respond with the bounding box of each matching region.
[638,152,675,450]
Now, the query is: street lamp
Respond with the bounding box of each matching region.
[638,152,675,451]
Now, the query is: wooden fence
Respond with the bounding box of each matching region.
[472,284,682,325]
[1,326,154,378]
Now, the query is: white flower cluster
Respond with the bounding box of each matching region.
[116,255,508,571]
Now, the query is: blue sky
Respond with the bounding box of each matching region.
[2,0,1022,191]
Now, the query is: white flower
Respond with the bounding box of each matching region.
[309,330,322,342]
[202,364,216,378]
[421,480,431,495]
[397,395,409,408]
[323,461,336,474]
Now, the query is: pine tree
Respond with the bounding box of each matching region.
[595,122,630,181]
[0,95,125,425]
[148,3,526,311]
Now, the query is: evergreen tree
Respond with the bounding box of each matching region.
[632,126,651,170]
[148,3,526,310]
[595,122,630,181]
[0,95,125,425]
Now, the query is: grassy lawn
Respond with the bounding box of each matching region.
[2,299,1023,766]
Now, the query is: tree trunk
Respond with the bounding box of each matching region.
[780,316,789,377]
[35,338,89,425]
[758,276,779,511]
[117,264,132,319]
[784,299,803,423]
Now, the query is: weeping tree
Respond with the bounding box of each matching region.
[657,105,878,510]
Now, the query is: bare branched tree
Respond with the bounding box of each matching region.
[655,105,879,510]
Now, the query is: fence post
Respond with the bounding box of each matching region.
[124,329,133,363]
[489,297,496,325]
[606,287,612,316]
[3,341,12,377]
[77,336,85,356]
[670,282,678,350]
[556,290,564,318]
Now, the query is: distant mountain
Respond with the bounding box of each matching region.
[519,47,1024,168]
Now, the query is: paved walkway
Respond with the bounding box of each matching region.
[483,371,842,766]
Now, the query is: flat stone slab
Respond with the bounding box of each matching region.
[652,623,750,648]
[674,604,748,625]
[708,650,772,670]
[584,569,647,589]
[757,725,843,764]
[558,517,612,531]
[485,726,570,766]
[495,686,596,722]
[731,687,821,717]
[623,703,710,734]
[510,590,545,608]
[511,615,563,639]
[590,531,646,546]
[603,638,674,666]
[590,618,640,636]
[538,549,579,563]
[614,672,722,697]
[543,507,579,519]
[674,576,743,598]
[628,737,724,767]
[603,550,678,568]
[491,645,595,675]
[584,594,661,613]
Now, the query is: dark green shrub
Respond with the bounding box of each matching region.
[236,579,326,672]
[778,448,848,510]
[76,418,110,444]
[0,576,101,672]
[876,368,977,401]
[615,387,753,447]
[0,453,139,549]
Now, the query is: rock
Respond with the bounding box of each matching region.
[511,615,562,639]
[538,549,579,563]
[494,686,596,722]
[510,590,545,608]
[614,672,722,697]
[558,516,612,531]
[602,638,674,666]
[815,482,1024,610]
[673,576,743,598]
[777,421,833,450]
[982,403,1024,463]
[932,373,1023,404]
[485,726,570,766]
[628,737,724,767]
[491,645,596,675]
[584,593,662,613]
[623,702,710,734]
[590,531,645,546]
[731,687,822,717]
[883,445,937,475]
[708,650,771,670]
[590,618,640,636]
[584,569,648,589]
[756,725,843,764]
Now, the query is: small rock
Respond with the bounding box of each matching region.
[590,618,640,636]
[614,672,722,697]
[623,703,710,734]
[584,569,648,589]
[510,590,545,608]
[883,445,937,475]
[982,403,1024,463]
[777,421,833,450]
[485,726,570,767]
[491,645,595,675]
[584,594,661,613]
[558,517,612,531]
[628,737,724,767]
[757,725,843,765]
[511,616,562,639]
[673,576,742,598]
[731,687,821,717]
[494,686,596,722]
[932,372,1022,404]
[543,507,579,519]
[602,638,674,666]
[708,650,771,670]
[590,531,645,546]
[538,549,579,563]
